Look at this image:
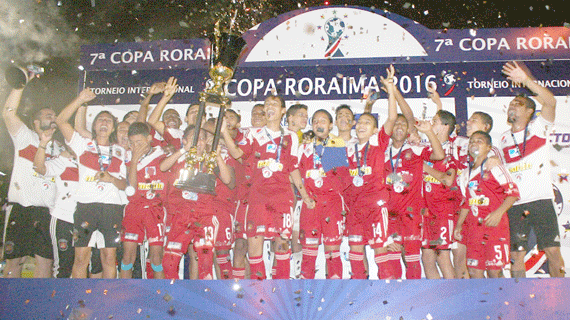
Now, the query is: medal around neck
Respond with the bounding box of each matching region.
[353,175,364,187]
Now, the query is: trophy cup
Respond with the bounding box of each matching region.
[174,28,247,195]
[4,65,44,89]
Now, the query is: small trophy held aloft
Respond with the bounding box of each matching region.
[4,64,44,89]
[174,25,247,195]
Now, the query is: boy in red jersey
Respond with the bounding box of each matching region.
[456,131,519,278]
[120,122,170,279]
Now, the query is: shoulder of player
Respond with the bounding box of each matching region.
[484,156,502,170]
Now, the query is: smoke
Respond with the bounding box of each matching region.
[0,0,82,65]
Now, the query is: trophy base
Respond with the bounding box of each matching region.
[174,172,217,195]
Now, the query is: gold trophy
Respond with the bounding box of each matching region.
[174,27,247,195]
[4,64,44,89]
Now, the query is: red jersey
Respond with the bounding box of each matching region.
[297,134,350,197]
[423,140,461,213]
[237,126,300,206]
[345,126,391,208]
[125,147,169,205]
[384,143,431,214]
[458,158,520,242]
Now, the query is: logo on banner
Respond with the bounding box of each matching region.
[324,16,346,58]
[441,71,457,96]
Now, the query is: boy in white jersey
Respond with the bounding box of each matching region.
[500,61,564,278]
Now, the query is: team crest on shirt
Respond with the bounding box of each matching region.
[58,239,69,251]
[97,184,105,192]
[508,148,520,158]
[42,182,51,190]
[115,149,122,158]
[482,172,490,180]
[182,190,198,201]
[86,141,97,152]
[404,150,412,160]
[4,241,14,254]
[145,166,156,178]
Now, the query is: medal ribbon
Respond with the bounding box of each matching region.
[389,141,406,174]
[95,142,113,172]
[313,137,329,170]
[510,125,528,157]
[354,142,370,177]
[265,127,284,163]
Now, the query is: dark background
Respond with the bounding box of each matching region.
[0,0,567,171]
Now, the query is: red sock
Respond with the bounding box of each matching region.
[232,267,245,279]
[162,251,182,279]
[301,247,318,279]
[375,252,391,279]
[387,252,403,279]
[248,255,266,280]
[216,253,232,279]
[349,251,366,279]
[404,240,422,279]
[196,246,214,280]
[327,250,343,279]
[272,250,291,279]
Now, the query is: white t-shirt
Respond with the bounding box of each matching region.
[500,116,553,204]
[44,155,79,223]
[67,132,127,205]
[8,125,58,208]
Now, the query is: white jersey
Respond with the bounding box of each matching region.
[8,125,58,208]
[499,116,553,205]
[44,155,79,224]
[68,132,127,205]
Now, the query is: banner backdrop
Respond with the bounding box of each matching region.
[80,6,570,278]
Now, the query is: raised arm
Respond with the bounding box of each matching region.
[56,88,96,142]
[32,127,56,175]
[2,88,25,136]
[136,81,166,123]
[427,82,443,112]
[381,65,398,136]
[220,118,245,161]
[216,146,236,188]
[502,61,556,122]
[416,120,445,161]
[147,77,177,135]
[74,105,92,138]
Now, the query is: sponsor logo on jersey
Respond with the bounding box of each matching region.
[508,162,532,173]
[4,241,15,254]
[423,175,442,184]
[166,241,182,250]
[124,233,139,241]
[137,181,165,190]
[349,166,371,176]
[266,144,277,153]
[508,148,521,158]
[467,258,479,267]
[58,239,69,251]
[469,196,490,206]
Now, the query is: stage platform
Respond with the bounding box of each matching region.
[1,278,569,319]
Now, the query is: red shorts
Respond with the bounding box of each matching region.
[233,200,248,239]
[388,206,423,242]
[247,200,294,239]
[421,208,454,250]
[121,201,166,246]
[213,203,234,251]
[346,204,389,249]
[466,238,510,271]
[299,192,346,246]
